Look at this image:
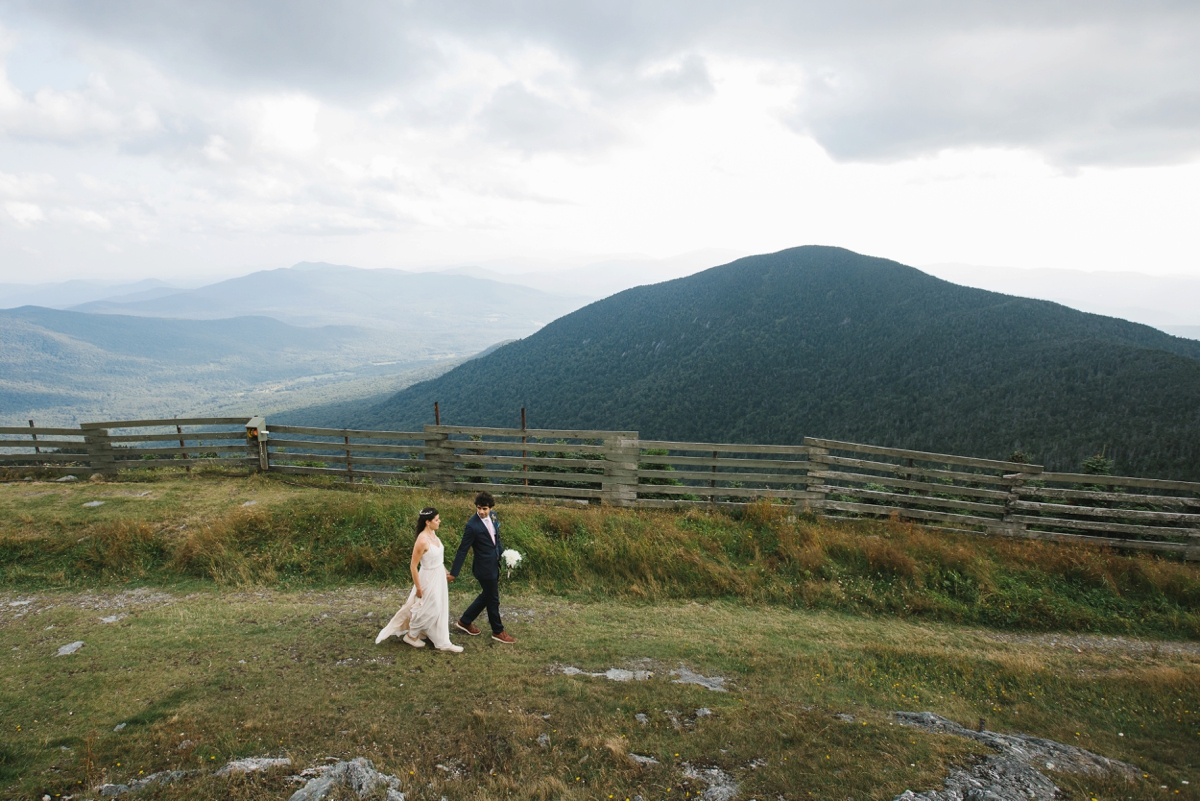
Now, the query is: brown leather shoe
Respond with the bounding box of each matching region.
[455,619,481,636]
[491,631,515,644]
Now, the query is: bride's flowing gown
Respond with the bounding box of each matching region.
[375,538,455,649]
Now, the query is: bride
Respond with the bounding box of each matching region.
[375,507,462,652]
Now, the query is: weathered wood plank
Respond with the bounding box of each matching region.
[0,464,85,474]
[991,527,1200,560]
[111,445,250,458]
[809,469,1012,500]
[0,427,86,436]
[637,468,818,484]
[447,439,607,454]
[117,458,254,469]
[809,454,1014,486]
[106,431,246,444]
[1037,472,1200,494]
[81,417,251,429]
[0,452,88,463]
[1010,499,1200,525]
[638,454,810,470]
[638,440,812,456]
[268,464,353,477]
[267,439,427,455]
[1012,486,1200,508]
[268,425,426,440]
[448,467,602,483]
[0,439,90,449]
[813,499,999,527]
[428,425,634,439]
[811,485,1007,516]
[448,481,602,499]
[1007,515,1200,539]
[450,454,609,470]
[637,498,810,511]
[637,484,815,499]
[804,437,1042,474]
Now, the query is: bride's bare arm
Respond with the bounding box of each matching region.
[410,534,430,597]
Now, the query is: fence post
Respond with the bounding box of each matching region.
[602,431,639,507]
[999,470,1037,536]
[81,425,115,475]
[801,444,829,514]
[423,426,452,491]
[245,417,268,472]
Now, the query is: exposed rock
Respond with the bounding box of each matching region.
[288,757,405,801]
[892,712,1141,801]
[893,756,1058,801]
[113,723,126,732]
[82,501,105,507]
[100,614,126,624]
[635,713,649,725]
[629,753,660,766]
[552,664,653,681]
[681,763,739,801]
[56,641,85,656]
[215,756,293,776]
[895,712,1139,780]
[537,733,550,748]
[95,770,191,797]
[670,665,728,692]
[696,708,713,718]
[835,713,855,722]
[55,475,78,482]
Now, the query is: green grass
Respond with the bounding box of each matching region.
[1,471,1197,639]
[3,589,1198,800]
[1,471,1198,800]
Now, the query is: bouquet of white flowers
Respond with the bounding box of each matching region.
[501,548,523,578]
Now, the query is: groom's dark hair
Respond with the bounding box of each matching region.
[474,491,495,508]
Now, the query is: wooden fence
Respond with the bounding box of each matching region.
[3,417,1198,559]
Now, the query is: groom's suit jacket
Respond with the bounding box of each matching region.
[450,512,503,581]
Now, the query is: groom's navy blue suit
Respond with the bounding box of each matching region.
[450,512,505,634]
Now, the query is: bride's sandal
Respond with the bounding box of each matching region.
[402,633,425,648]
[436,643,464,653]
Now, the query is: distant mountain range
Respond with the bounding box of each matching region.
[0,307,472,425]
[69,262,587,351]
[0,278,186,310]
[316,246,1200,480]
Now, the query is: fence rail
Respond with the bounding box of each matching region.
[4,416,1197,560]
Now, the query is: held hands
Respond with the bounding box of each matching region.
[447,574,456,582]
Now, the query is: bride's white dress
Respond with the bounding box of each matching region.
[375,538,456,650]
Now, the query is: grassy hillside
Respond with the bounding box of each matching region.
[0,307,470,425]
[1,473,1197,800]
[346,246,1200,480]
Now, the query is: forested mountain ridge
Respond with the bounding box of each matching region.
[324,246,1200,480]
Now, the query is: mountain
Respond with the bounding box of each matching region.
[0,307,469,425]
[70,261,588,350]
[433,249,745,299]
[0,278,182,309]
[339,246,1200,480]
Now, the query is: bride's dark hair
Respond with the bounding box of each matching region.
[416,506,439,536]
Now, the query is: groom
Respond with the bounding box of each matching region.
[448,491,515,644]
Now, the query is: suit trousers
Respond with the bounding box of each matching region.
[462,576,503,634]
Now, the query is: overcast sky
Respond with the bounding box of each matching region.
[2,1,1199,282]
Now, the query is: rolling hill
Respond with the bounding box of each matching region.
[0,307,473,425]
[324,246,1200,480]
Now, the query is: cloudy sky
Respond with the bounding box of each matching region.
[2,1,1199,282]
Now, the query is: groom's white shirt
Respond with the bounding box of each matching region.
[479,513,496,545]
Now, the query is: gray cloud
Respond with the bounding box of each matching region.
[4,0,1200,164]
